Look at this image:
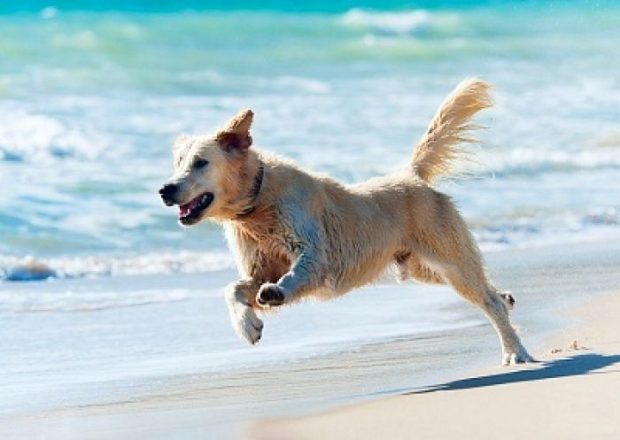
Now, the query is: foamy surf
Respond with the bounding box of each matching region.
[0,251,235,282]
[2,206,619,282]
[0,108,105,162]
[339,8,460,36]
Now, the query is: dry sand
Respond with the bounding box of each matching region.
[249,290,620,440]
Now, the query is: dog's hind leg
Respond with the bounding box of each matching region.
[409,256,445,284]
[225,279,264,345]
[450,267,532,365]
[425,255,533,365]
[395,252,444,284]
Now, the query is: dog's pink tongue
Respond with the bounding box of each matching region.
[179,197,199,216]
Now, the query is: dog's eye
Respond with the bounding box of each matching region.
[193,158,208,169]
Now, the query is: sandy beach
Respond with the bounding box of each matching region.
[251,286,620,440]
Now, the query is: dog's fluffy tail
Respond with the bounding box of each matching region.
[411,78,492,184]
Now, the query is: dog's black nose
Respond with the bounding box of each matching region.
[159,183,178,206]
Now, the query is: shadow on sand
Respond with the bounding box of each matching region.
[410,353,620,395]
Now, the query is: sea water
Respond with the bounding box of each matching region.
[1,0,619,419]
[1,0,620,278]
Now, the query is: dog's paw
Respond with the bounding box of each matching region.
[500,292,515,310]
[256,283,286,308]
[502,346,535,366]
[232,307,264,345]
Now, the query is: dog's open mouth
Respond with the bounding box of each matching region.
[178,192,214,225]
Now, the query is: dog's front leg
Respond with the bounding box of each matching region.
[225,279,263,345]
[256,217,325,307]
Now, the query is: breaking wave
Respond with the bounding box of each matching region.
[3,207,619,282]
[0,251,235,282]
[339,8,460,36]
[0,109,105,162]
[485,147,620,176]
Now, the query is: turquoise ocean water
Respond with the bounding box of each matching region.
[1,1,619,279]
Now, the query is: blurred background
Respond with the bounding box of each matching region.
[1,0,619,281]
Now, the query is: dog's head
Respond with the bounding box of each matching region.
[159,109,255,225]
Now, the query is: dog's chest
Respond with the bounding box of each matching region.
[228,219,296,266]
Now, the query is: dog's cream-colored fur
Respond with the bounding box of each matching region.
[162,78,532,366]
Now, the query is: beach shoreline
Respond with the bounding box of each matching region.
[249,287,620,440]
[1,239,620,439]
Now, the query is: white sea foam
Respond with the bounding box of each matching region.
[0,109,104,162]
[271,76,331,94]
[0,251,235,282]
[2,207,618,282]
[339,8,459,36]
[485,147,620,176]
[477,221,620,252]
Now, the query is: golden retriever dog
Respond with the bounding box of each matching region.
[160,78,533,366]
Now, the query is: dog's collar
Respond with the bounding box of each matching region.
[236,164,264,218]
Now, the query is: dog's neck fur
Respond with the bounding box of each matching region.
[235,162,264,218]
[218,150,271,223]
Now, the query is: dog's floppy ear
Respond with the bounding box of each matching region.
[215,109,254,153]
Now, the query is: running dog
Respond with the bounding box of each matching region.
[159,78,533,365]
